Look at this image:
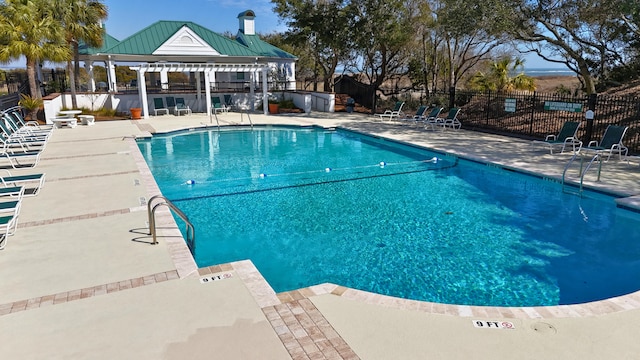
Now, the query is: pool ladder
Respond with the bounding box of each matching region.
[209,109,253,130]
[562,153,602,195]
[147,195,195,251]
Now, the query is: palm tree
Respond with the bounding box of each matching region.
[55,0,108,108]
[0,0,69,99]
[469,57,536,92]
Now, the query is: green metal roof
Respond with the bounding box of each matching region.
[236,33,297,59]
[78,31,120,55]
[94,20,260,57]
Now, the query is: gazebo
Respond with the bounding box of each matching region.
[78,10,297,118]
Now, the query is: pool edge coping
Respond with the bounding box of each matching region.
[136,123,640,319]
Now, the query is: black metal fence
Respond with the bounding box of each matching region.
[376,88,640,155]
[448,89,640,155]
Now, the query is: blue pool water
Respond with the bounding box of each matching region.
[137,126,640,307]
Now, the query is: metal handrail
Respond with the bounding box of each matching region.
[309,93,330,112]
[240,109,253,129]
[562,153,602,195]
[147,195,195,250]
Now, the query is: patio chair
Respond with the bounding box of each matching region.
[174,98,192,116]
[224,94,234,111]
[3,112,52,140]
[165,96,176,110]
[0,139,42,168]
[581,125,629,161]
[531,121,582,154]
[0,170,45,196]
[211,96,228,114]
[420,107,444,129]
[0,186,24,250]
[437,108,462,131]
[0,131,46,153]
[152,98,169,116]
[376,101,405,121]
[398,105,427,125]
[6,107,54,132]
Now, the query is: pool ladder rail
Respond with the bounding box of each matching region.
[562,153,602,195]
[147,195,195,251]
[209,108,253,130]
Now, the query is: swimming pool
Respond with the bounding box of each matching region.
[137,126,640,307]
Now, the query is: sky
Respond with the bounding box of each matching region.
[0,0,556,70]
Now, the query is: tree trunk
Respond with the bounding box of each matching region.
[68,60,78,109]
[26,58,41,99]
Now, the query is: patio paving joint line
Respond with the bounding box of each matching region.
[0,270,179,317]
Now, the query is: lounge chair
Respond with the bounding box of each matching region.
[0,131,46,153]
[174,98,192,116]
[3,112,52,140]
[398,105,427,125]
[531,121,582,154]
[165,96,176,110]
[437,108,462,131]
[581,125,629,161]
[0,145,41,169]
[376,101,405,121]
[224,94,234,111]
[0,170,45,196]
[152,98,169,116]
[420,107,444,129]
[0,186,24,250]
[6,107,54,132]
[211,96,228,114]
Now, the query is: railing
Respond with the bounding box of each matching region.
[240,109,253,129]
[562,153,602,195]
[147,195,195,251]
[310,93,330,112]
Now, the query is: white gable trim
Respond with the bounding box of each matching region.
[153,26,220,56]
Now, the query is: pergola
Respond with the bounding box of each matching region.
[128,62,270,118]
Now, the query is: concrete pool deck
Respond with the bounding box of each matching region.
[1,111,640,359]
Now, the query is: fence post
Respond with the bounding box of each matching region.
[449,87,455,109]
[529,92,537,135]
[585,93,597,144]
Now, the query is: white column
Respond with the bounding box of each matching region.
[160,70,168,90]
[195,71,202,111]
[204,70,212,117]
[85,61,96,92]
[249,71,255,112]
[137,69,149,119]
[106,58,118,92]
[288,62,296,90]
[261,68,268,115]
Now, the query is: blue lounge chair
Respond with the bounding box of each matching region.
[582,125,629,161]
[0,170,45,196]
[174,98,192,116]
[0,186,24,250]
[437,108,462,131]
[211,96,228,114]
[531,121,582,154]
[420,107,444,129]
[399,105,427,125]
[376,101,405,121]
[224,94,234,111]
[152,98,169,116]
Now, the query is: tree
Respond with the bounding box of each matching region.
[468,57,535,91]
[435,0,515,89]
[55,0,107,108]
[0,0,68,99]
[347,0,416,110]
[507,0,632,94]
[272,0,352,92]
